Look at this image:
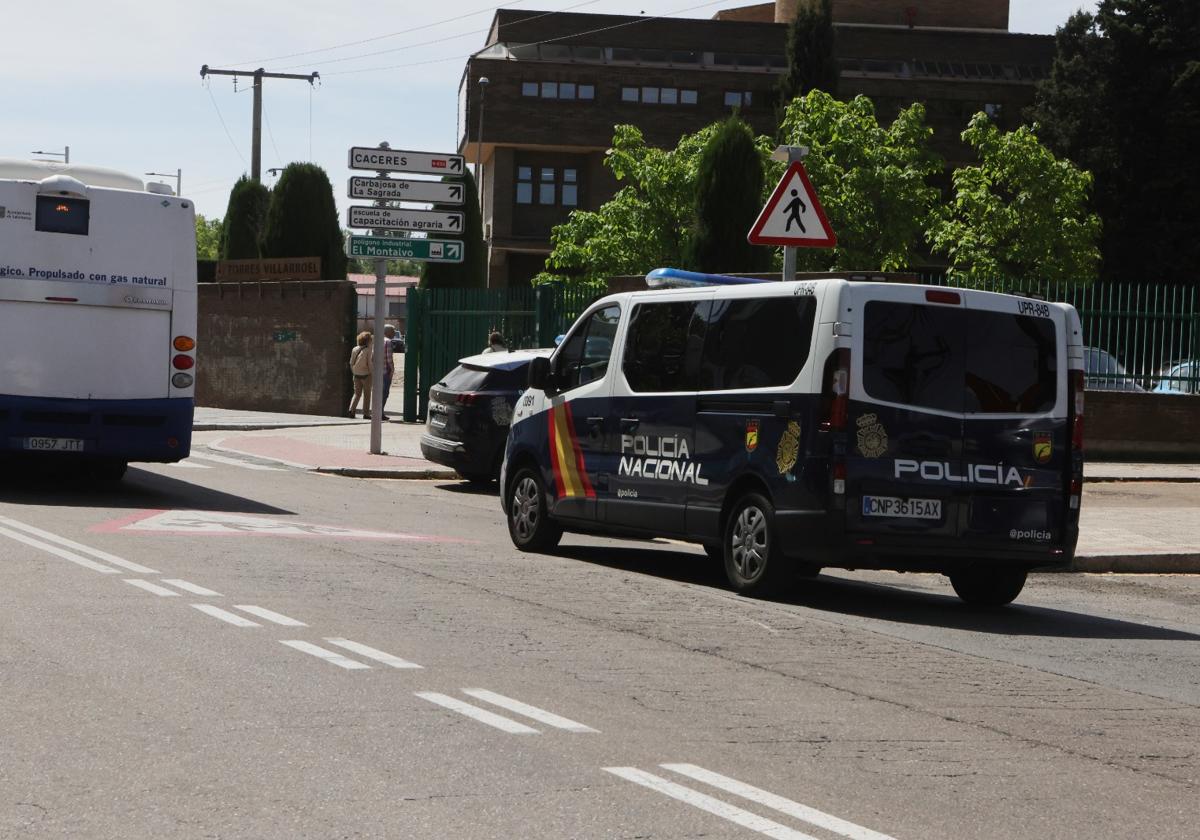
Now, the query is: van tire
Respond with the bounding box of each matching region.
[724,492,788,597]
[949,568,1028,606]
[506,467,562,552]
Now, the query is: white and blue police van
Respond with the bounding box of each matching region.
[501,269,1085,606]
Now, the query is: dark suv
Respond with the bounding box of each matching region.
[421,349,551,483]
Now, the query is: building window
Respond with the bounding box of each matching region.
[579,84,595,99]
[516,166,533,204]
[661,87,678,104]
[539,167,556,205]
[622,86,698,105]
[622,86,639,102]
[642,86,660,104]
[541,81,558,98]
[681,89,698,105]
[724,90,752,108]
[984,102,1004,121]
[560,82,576,99]
[563,169,578,206]
[521,82,538,97]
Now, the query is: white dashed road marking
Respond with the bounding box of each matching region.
[662,764,897,840]
[323,638,421,669]
[164,460,210,469]
[279,640,371,670]
[124,579,181,597]
[233,605,307,626]
[604,767,820,840]
[191,604,262,627]
[462,688,598,732]
[415,692,540,735]
[188,451,286,471]
[161,579,222,596]
[0,514,157,574]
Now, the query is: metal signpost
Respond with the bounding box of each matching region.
[345,143,470,454]
[747,146,837,282]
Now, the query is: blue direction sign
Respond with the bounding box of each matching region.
[346,236,464,263]
[347,205,463,233]
[348,176,465,204]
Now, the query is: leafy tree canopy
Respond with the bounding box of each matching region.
[926,113,1101,286]
[195,214,221,261]
[219,175,270,260]
[420,168,486,289]
[777,0,838,126]
[261,163,347,280]
[778,90,942,271]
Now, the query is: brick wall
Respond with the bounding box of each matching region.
[197,281,357,417]
[1086,392,1200,460]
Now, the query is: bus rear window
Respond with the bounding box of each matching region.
[35,195,89,236]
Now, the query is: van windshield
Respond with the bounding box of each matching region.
[862,301,1057,414]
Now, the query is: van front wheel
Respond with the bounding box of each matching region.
[724,492,788,597]
[507,467,562,552]
[948,568,1028,607]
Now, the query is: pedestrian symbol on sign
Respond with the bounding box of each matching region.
[783,189,807,234]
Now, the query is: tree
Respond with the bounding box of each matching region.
[195,214,221,261]
[420,168,486,289]
[261,163,347,279]
[1029,0,1200,282]
[686,116,770,273]
[219,176,270,260]
[777,0,838,127]
[925,113,1101,286]
[778,90,942,271]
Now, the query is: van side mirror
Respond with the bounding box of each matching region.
[528,356,552,392]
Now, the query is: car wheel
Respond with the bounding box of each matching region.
[948,567,1028,607]
[724,492,789,597]
[507,467,562,551]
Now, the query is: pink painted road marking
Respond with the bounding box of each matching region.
[215,435,439,471]
[89,510,470,542]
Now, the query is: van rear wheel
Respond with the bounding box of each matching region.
[507,467,562,552]
[949,568,1028,607]
[724,492,788,597]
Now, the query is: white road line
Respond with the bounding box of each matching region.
[161,579,222,596]
[191,604,261,627]
[233,605,307,626]
[279,640,370,670]
[0,514,158,573]
[164,460,211,469]
[604,767,820,840]
[323,638,421,669]
[189,451,285,472]
[462,688,598,732]
[0,524,120,574]
[124,579,181,597]
[415,692,540,735]
[662,764,897,840]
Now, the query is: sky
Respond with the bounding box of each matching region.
[4,0,1100,224]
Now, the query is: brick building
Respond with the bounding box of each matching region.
[457,0,1054,288]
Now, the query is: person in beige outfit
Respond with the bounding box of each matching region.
[348,331,374,418]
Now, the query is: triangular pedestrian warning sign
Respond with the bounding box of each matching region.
[747,161,836,248]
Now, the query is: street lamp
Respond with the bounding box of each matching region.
[32,146,69,163]
[476,76,489,287]
[145,168,182,197]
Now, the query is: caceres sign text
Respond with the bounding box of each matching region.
[347,147,464,177]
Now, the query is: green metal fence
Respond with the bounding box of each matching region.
[402,285,599,421]
[922,276,1200,394]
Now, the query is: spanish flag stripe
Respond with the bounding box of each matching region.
[561,405,596,498]
[547,409,567,498]
[553,407,584,497]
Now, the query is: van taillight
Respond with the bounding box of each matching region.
[456,392,480,406]
[1070,370,1085,452]
[821,349,851,431]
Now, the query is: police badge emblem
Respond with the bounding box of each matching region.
[856,412,888,458]
[1034,431,1052,463]
[745,419,760,453]
[776,421,801,474]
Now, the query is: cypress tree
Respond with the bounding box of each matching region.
[686,116,770,274]
[777,0,838,128]
[261,163,347,280]
[420,168,486,289]
[219,175,270,259]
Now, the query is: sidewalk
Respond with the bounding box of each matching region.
[191,406,1200,573]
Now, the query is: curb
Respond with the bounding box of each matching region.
[314,466,461,480]
[1067,554,1200,574]
[194,422,364,432]
[1085,475,1200,483]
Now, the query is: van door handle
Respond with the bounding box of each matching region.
[620,417,640,433]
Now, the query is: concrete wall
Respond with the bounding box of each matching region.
[1087,392,1200,461]
[197,281,356,417]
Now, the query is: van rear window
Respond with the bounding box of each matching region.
[863,302,1057,414]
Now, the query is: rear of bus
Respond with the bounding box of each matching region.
[0,164,197,475]
[817,282,1084,583]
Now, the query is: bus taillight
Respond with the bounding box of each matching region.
[173,336,196,352]
[172,354,194,370]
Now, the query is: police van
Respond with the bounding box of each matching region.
[501,269,1085,606]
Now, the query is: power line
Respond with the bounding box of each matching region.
[262,104,285,167]
[324,0,730,77]
[204,82,248,168]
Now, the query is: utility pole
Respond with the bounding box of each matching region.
[200,65,319,182]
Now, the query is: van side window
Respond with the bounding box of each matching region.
[623,301,710,392]
[863,302,964,412]
[699,297,815,390]
[555,304,621,390]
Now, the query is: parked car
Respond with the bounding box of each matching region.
[1083,346,1145,392]
[1152,359,1200,395]
[390,335,406,354]
[420,349,552,484]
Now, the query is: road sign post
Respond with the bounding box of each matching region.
[748,146,836,282]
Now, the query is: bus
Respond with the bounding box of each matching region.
[0,159,197,480]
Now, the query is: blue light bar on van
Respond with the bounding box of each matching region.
[645,267,772,289]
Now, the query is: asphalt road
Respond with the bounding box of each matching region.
[1,454,1197,839]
